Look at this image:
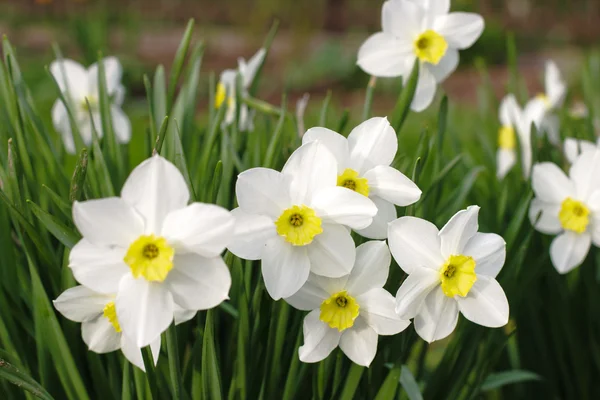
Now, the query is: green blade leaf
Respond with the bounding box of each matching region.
[480,370,542,391]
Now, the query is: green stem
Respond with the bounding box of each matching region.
[166,324,183,400]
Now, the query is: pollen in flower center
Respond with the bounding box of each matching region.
[275,205,323,246]
[498,125,516,150]
[124,234,175,282]
[559,197,590,234]
[439,255,477,297]
[103,301,121,333]
[337,168,370,197]
[414,30,448,65]
[320,290,360,331]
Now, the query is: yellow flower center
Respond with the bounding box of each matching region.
[103,301,121,333]
[124,234,175,282]
[319,290,360,332]
[536,93,550,108]
[215,82,227,109]
[498,125,516,150]
[275,205,323,246]
[414,30,448,65]
[439,255,477,298]
[80,96,98,112]
[559,197,590,234]
[337,168,370,197]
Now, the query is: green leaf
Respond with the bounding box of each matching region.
[142,346,159,400]
[70,148,88,202]
[391,60,419,133]
[480,370,542,391]
[338,363,364,400]
[202,310,223,400]
[165,324,183,400]
[399,365,423,400]
[373,365,401,400]
[167,19,195,110]
[27,200,80,249]
[0,358,54,400]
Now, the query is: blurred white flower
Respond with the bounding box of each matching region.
[390,206,509,343]
[69,155,234,347]
[302,117,421,239]
[529,149,600,273]
[227,141,377,300]
[357,0,484,111]
[496,95,520,180]
[53,286,160,371]
[50,57,131,154]
[564,137,599,164]
[217,48,265,131]
[286,241,410,366]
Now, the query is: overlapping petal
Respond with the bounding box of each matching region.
[388,217,443,274]
[262,237,310,300]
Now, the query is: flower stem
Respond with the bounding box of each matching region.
[166,323,183,400]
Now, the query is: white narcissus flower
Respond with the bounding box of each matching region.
[50,57,131,154]
[227,141,378,300]
[53,286,160,371]
[529,149,600,273]
[216,48,266,131]
[564,137,599,165]
[357,0,484,111]
[69,155,235,347]
[302,117,421,239]
[286,241,410,366]
[496,95,521,180]
[390,206,509,343]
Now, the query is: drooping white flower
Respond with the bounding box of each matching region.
[227,141,378,300]
[302,117,421,238]
[564,137,599,164]
[53,286,160,371]
[496,95,520,180]
[286,241,410,366]
[50,57,131,153]
[357,0,484,111]
[69,155,234,347]
[216,48,266,131]
[529,149,600,273]
[390,206,509,343]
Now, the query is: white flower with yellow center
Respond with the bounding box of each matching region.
[302,117,421,239]
[496,95,521,179]
[69,155,235,347]
[227,141,378,300]
[216,48,266,131]
[564,137,599,165]
[286,241,410,366]
[50,57,131,153]
[529,149,600,273]
[390,206,509,343]
[357,0,484,111]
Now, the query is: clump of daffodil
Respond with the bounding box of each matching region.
[390,206,509,343]
[286,241,410,366]
[357,0,484,111]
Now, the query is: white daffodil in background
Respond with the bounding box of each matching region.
[50,57,131,153]
[69,155,235,347]
[390,206,509,343]
[286,241,410,366]
[216,48,266,131]
[357,0,484,112]
[227,141,377,300]
[564,137,599,164]
[529,149,600,273]
[302,117,421,239]
[496,94,521,179]
[53,286,160,371]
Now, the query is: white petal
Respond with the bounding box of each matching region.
[498,94,519,126]
[311,187,377,230]
[302,127,349,168]
[528,198,562,235]
[414,288,459,343]
[345,241,390,295]
[262,236,310,300]
[439,205,480,258]
[51,100,76,153]
[524,98,547,129]
[545,60,566,108]
[110,106,131,144]
[73,198,144,247]
[339,317,378,367]
[174,307,197,326]
[120,334,160,371]
[116,275,174,347]
[69,239,129,294]
[457,275,509,328]
[355,196,397,240]
[394,269,440,319]
[564,138,597,165]
[53,286,112,322]
[82,317,121,354]
[383,0,425,37]
[347,117,397,173]
[411,66,437,112]
[496,149,516,180]
[542,115,560,145]
[165,254,231,311]
[433,12,485,49]
[235,168,291,218]
[357,288,410,335]
[388,216,443,274]
[49,59,88,99]
[363,165,421,206]
[162,203,234,257]
[121,155,189,234]
[569,149,600,201]
[284,275,330,311]
[239,48,266,88]
[550,231,591,274]
[227,208,277,260]
[87,57,123,96]
[429,48,459,82]
[462,233,506,278]
[307,224,356,278]
[113,84,126,106]
[357,33,414,78]
[531,162,574,203]
[298,310,341,363]
[282,141,338,205]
